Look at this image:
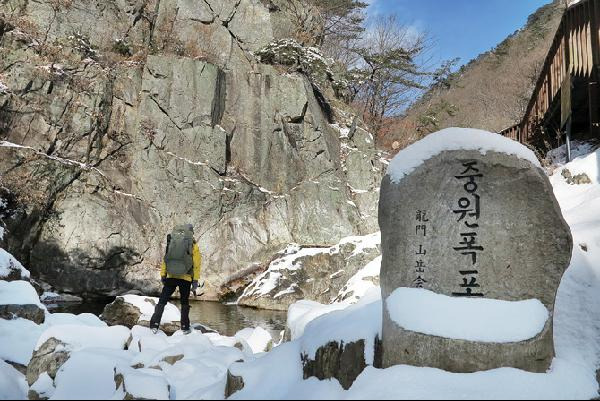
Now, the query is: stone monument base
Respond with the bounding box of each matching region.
[382,308,555,373]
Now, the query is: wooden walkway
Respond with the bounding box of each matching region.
[499,0,600,152]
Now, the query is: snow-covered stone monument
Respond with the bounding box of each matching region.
[378,128,573,373]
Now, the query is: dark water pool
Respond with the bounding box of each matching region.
[46,300,288,338]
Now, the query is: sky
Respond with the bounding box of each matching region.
[367,0,554,69]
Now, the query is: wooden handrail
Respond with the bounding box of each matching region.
[499,0,600,143]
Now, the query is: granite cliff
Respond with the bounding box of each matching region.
[0,0,385,301]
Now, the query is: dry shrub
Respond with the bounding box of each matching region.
[0,155,51,210]
[48,0,74,12]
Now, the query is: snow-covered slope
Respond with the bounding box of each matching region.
[549,143,600,380]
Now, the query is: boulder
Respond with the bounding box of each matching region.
[101,295,181,335]
[28,372,55,400]
[0,280,46,323]
[161,354,184,366]
[234,327,274,354]
[378,129,573,373]
[237,233,380,311]
[0,304,45,324]
[290,292,382,389]
[301,340,367,390]
[101,297,146,328]
[0,248,30,282]
[114,366,171,400]
[191,323,218,334]
[27,325,130,387]
[561,168,592,185]
[5,360,27,375]
[224,368,245,398]
[26,338,70,386]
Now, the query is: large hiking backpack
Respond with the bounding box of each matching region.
[164,225,194,276]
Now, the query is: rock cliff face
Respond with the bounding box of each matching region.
[0,0,384,300]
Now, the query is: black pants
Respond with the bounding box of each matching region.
[150,278,192,331]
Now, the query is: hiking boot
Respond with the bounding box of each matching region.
[182,328,192,335]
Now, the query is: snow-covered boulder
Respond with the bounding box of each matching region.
[226,290,382,397]
[26,337,71,387]
[0,313,105,370]
[27,325,130,386]
[51,348,132,400]
[238,233,381,311]
[379,128,573,373]
[298,290,382,390]
[29,372,55,400]
[0,280,46,324]
[225,369,245,398]
[114,365,171,400]
[234,327,273,354]
[301,340,368,390]
[561,168,592,185]
[0,248,30,281]
[0,359,28,400]
[101,295,181,335]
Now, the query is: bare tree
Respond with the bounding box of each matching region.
[350,15,436,132]
[280,0,368,52]
[279,0,324,46]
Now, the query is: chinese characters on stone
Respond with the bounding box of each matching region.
[452,161,484,297]
[413,210,429,288]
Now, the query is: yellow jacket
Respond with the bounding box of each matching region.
[160,242,202,282]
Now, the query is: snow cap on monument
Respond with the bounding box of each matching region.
[378,128,572,373]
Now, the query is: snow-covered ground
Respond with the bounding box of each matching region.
[1,139,600,400]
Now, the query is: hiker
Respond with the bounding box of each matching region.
[150,224,201,334]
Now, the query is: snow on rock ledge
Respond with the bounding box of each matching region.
[0,280,46,324]
[387,288,549,343]
[237,232,381,311]
[387,128,541,183]
[0,280,42,307]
